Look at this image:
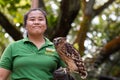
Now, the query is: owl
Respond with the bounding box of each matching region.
[53,37,87,79]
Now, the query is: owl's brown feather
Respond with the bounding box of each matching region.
[55,42,78,72]
[53,37,87,79]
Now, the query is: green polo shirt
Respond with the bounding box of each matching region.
[0,37,65,80]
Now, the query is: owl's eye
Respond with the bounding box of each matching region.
[58,39,61,42]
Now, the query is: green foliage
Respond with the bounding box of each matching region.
[88,2,120,48]
[45,0,60,28]
[0,0,30,25]
[0,26,11,56]
[47,14,58,28]
[98,52,120,76]
[0,0,31,54]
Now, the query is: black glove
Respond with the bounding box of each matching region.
[53,67,75,80]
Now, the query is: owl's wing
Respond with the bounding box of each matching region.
[65,42,88,79]
[55,43,78,72]
[65,43,81,59]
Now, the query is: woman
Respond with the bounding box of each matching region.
[0,8,66,80]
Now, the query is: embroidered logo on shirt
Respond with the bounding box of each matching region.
[45,48,56,55]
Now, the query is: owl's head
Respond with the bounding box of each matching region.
[53,37,66,47]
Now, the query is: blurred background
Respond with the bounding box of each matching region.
[0,0,120,80]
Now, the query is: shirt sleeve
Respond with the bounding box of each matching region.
[0,43,13,71]
[58,58,67,68]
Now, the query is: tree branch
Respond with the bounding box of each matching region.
[98,75,118,80]
[95,0,115,16]
[84,0,95,16]
[94,36,120,68]
[0,11,23,41]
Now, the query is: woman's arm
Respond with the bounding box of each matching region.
[0,68,11,80]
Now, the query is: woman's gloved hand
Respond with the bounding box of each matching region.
[53,67,75,80]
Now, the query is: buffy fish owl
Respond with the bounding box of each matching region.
[53,37,87,79]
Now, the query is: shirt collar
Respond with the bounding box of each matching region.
[23,37,29,42]
[23,37,53,46]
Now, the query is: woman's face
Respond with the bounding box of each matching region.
[26,10,47,36]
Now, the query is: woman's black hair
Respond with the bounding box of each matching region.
[23,8,47,27]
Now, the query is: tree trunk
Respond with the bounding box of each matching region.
[50,0,80,40]
[31,0,46,10]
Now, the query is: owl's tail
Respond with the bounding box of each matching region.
[80,70,88,79]
[75,59,88,79]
